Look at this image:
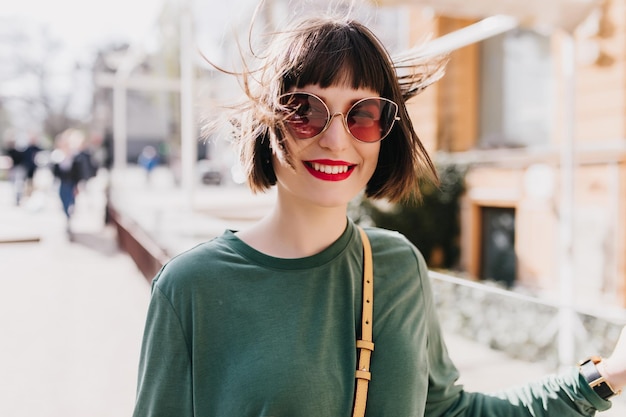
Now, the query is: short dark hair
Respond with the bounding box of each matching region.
[208,16,440,202]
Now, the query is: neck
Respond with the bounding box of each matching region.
[236,200,349,259]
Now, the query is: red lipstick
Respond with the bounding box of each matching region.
[303,159,355,182]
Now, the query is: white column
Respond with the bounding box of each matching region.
[558,33,577,370]
[180,0,196,207]
[111,45,145,171]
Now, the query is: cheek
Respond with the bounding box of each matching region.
[361,144,381,173]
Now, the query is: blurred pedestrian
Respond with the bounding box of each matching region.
[137,145,159,183]
[2,135,26,205]
[102,130,114,171]
[132,6,626,417]
[73,136,98,188]
[50,128,87,237]
[21,133,43,197]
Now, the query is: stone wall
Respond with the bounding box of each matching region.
[431,275,626,368]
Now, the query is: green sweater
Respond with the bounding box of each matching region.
[133,219,611,416]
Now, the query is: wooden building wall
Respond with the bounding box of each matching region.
[402,1,626,307]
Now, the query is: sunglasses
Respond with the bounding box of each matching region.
[279,92,399,143]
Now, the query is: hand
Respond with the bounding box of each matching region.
[600,326,626,394]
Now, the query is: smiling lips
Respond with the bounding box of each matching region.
[304,159,356,181]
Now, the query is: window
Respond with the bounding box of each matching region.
[479,29,552,148]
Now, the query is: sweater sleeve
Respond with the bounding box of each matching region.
[458,368,612,416]
[133,284,194,417]
[413,246,613,417]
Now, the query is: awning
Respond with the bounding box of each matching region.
[376,0,602,32]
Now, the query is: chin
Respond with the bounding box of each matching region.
[308,190,360,209]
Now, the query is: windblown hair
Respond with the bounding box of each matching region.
[204,13,447,202]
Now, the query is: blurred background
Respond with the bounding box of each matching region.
[2,0,626,416]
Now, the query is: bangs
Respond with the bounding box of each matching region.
[282,21,391,95]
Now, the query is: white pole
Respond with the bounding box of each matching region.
[111,46,144,171]
[558,33,577,370]
[180,1,196,207]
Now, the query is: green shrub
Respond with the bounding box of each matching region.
[353,163,466,269]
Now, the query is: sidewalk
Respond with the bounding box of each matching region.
[0,170,150,417]
[1,166,625,416]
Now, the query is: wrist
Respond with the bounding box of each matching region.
[599,357,626,394]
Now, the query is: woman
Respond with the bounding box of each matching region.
[132,12,626,417]
[51,129,84,236]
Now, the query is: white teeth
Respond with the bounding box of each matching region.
[312,162,349,174]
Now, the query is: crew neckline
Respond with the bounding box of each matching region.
[221,218,358,271]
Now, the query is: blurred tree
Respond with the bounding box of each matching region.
[0,17,85,141]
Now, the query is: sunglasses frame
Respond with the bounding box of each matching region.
[278,92,400,143]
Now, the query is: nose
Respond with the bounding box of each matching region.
[318,113,350,150]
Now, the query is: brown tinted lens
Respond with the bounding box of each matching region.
[346,98,397,143]
[281,93,329,139]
